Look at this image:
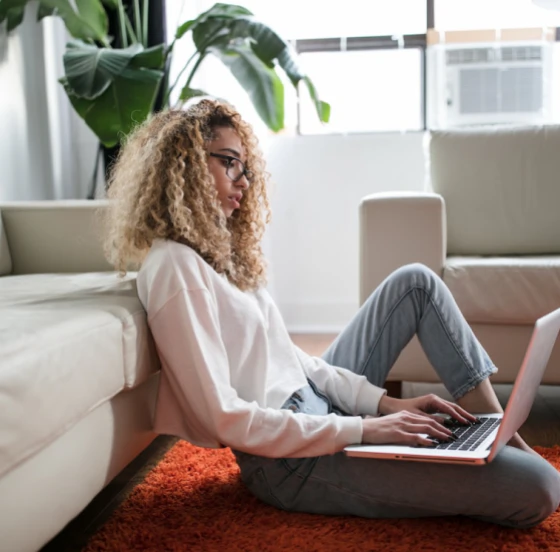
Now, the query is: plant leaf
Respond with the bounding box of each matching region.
[189,3,254,50]
[176,3,253,45]
[276,48,330,123]
[190,13,285,64]
[189,10,329,125]
[175,18,196,40]
[37,4,57,20]
[6,7,25,30]
[198,3,253,22]
[63,41,143,99]
[0,0,28,31]
[210,44,284,132]
[99,0,118,9]
[228,17,285,62]
[75,0,107,36]
[0,0,28,14]
[179,86,209,102]
[302,76,330,123]
[38,0,108,43]
[129,44,166,69]
[192,21,230,52]
[60,66,163,147]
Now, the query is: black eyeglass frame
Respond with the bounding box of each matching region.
[209,152,254,183]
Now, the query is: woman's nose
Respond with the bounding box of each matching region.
[237,175,250,190]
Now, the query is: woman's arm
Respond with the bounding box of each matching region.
[149,288,365,457]
[293,345,387,417]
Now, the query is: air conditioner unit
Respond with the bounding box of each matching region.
[428,42,553,128]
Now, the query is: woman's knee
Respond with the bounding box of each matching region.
[389,263,438,288]
[523,461,560,527]
[506,455,560,528]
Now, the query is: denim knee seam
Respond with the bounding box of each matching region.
[359,284,483,391]
[416,285,485,384]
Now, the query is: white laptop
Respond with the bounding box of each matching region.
[344,308,560,465]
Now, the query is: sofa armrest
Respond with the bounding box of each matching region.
[0,200,113,275]
[359,192,447,305]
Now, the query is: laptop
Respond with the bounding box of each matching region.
[344,307,560,465]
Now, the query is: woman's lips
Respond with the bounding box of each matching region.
[228,197,240,209]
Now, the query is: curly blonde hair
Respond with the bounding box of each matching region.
[101,99,271,291]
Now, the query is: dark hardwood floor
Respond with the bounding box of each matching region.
[39,333,560,551]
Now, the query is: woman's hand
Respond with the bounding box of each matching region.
[378,394,477,425]
[359,393,480,447]
[361,411,455,447]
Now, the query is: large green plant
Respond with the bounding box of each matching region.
[1,0,330,147]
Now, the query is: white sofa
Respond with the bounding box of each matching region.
[359,126,560,386]
[0,200,161,552]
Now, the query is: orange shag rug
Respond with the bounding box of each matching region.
[82,443,560,552]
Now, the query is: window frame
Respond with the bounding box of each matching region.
[292,0,434,134]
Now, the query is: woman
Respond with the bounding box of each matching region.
[102,99,560,528]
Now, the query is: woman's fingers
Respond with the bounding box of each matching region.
[396,430,441,447]
[437,401,478,424]
[411,420,453,441]
[422,395,478,424]
[415,434,440,447]
[362,413,456,446]
[401,413,454,440]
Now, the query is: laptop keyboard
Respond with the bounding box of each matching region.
[427,417,501,451]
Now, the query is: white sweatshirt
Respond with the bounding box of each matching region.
[136,239,386,458]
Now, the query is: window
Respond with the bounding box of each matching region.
[246,0,428,135]
[244,0,427,39]
[170,1,560,134]
[298,49,423,134]
[434,0,560,32]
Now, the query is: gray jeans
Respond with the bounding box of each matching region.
[233,264,560,528]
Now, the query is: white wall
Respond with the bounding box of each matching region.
[263,132,425,332]
[0,7,84,201]
[0,6,54,201]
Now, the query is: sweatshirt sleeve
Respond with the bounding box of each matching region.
[293,345,387,417]
[148,288,364,458]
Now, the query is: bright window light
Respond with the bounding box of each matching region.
[298,49,423,134]
[435,0,560,31]
[241,0,426,39]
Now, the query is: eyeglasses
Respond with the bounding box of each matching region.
[209,153,254,184]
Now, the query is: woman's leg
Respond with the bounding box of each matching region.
[237,263,560,525]
[249,442,560,528]
[321,263,531,450]
[322,263,495,398]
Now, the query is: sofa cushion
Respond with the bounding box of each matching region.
[443,256,560,325]
[430,126,560,256]
[0,273,160,478]
[0,200,114,274]
[0,212,12,276]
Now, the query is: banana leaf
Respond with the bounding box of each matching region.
[0,0,28,31]
[209,43,284,132]
[39,0,108,43]
[61,41,165,147]
[181,3,329,125]
[61,66,163,147]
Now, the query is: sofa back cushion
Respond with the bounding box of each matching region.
[0,211,12,276]
[429,126,560,255]
[0,200,113,274]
